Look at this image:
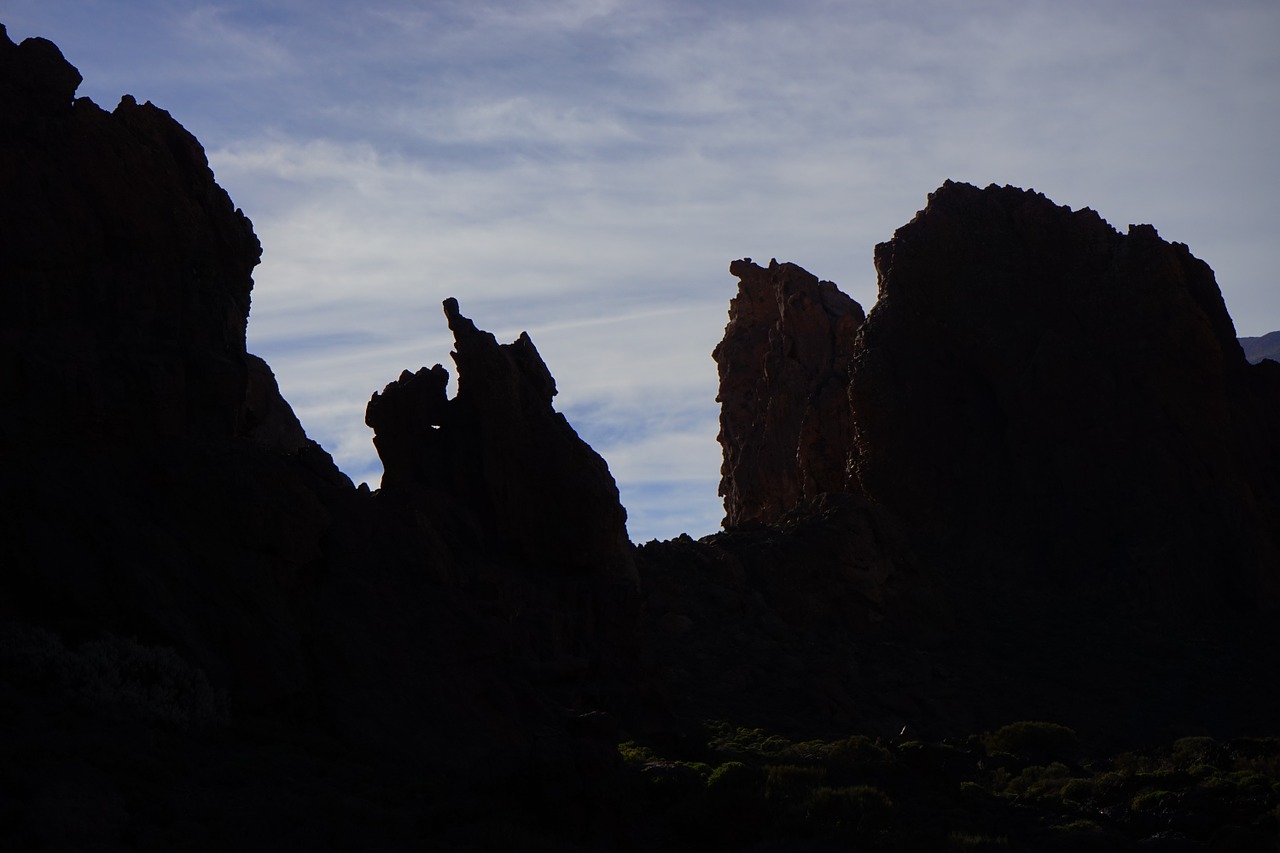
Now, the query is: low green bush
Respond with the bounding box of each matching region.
[982,721,1078,765]
[706,761,759,798]
[764,764,826,803]
[1130,789,1177,812]
[807,784,893,832]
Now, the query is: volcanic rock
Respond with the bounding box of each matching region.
[366,298,637,582]
[714,259,865,527]
[712,182,1280,619]
[0,21,641,808]
[0,23,340,713]
[0,25,274,447]
[850,181,1280,616]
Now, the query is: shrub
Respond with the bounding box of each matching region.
[618,741,659,766]
[825,735,892,771]
[638,761,705,809]
[72,635,229,731]
[1060,778,1094,804]
[1000,762,1074,800]
[982,722,1078,765]
[807,785,894,832]
[1172,736,1217,769]
[765,764,826,803]
[948,831,1010,849]
[1130,789,1177,812]
[707,761,760,798]
[0,622,228,731]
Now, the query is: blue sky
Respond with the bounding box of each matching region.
[7,1,1279,542]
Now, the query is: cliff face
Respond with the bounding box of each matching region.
[852,181,1280,613]
[1,25,336,716]
[0,27,279,448]
[714,259,865,527]
[8,20,1280,849]
[712,182,1280,619]
[0,22,642,806]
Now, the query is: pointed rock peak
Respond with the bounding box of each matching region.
[715,259,864,527]
[368,299,635,582]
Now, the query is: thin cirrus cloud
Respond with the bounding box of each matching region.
[4,0,1278,541]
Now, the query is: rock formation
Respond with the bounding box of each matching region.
[850,181,1280,615]
[712,182,1280,620]
[7,20,1280,850]
[0,27,279,449]
[0,23,642,824]
[366,298,636,582]
[714,259,864,527]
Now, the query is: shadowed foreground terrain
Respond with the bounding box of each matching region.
[3,25,1279,851]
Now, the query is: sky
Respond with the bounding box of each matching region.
[6,1,1279,542]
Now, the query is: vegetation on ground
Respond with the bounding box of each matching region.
[616,720,1280,850]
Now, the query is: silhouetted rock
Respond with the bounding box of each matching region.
[8,20,1280,850]
[0,25,281,448]
[0,23,343,717]
[715,259,864,527]
[0,24,642,826]
[711,182,1280,620]
[850,181,1280,617]
[367,298,637,582]
[664,181,1280,746]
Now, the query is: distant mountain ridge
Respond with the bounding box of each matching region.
[1241,330,1280,364]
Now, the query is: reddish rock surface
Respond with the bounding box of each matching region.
[714,259,864,527]
[711,182,1280,619]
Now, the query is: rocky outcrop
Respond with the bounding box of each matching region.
[0,25,282,448]
[0,23,343,713]
[714,259,864,527]
[366,298,636,582]
[0,22,642,817]
[850,181,1280,615]
[8,20,1280,849]
[712,182,1280,618]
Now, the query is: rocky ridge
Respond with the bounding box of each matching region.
[1,24,643,834]
[1241,330,1280,364]
[4,22,1280,851]
[711,182,1280,622]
